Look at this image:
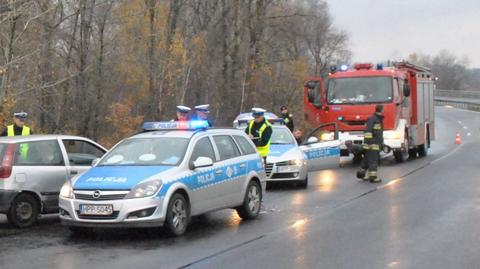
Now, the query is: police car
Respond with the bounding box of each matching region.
[59,121,266,236]
[235,113,341,188]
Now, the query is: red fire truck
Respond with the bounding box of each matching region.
[304,61,435,163]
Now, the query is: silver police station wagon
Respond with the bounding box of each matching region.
[59,121,266,236]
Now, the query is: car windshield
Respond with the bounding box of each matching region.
[98,137,189,166]
[271,128,294,144]
[327,76,393,104]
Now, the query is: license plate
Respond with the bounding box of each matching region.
[79,204,113,215]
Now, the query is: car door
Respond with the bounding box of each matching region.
[299,123,341,172]
[13,139,68,212]
[188,136,219,213]
[211,135,244,207]
[60,139,106,178]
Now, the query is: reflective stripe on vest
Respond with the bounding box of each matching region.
[7,125,30,158]
[248,120,272,157]
[7,125,30,136]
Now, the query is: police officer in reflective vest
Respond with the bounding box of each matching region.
[245,108,273,161]
[357,105,384,183]
[1,112,32,137]
[193,104,213,127]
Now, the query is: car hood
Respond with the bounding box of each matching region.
[73,166,175,190]
[267,144,304,163]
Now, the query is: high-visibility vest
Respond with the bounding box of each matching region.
[248,120,272,157]
[7,125,30,158]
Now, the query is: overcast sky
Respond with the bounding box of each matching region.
[325,0,480,68]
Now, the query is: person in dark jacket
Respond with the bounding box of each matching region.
[357,104,384,183]
[293,129,303,145]
[245,108,273,160]
[280,105,294,132]
[1,112,33,137]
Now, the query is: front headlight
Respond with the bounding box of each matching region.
[125,180,162,199]
[60,181,73,199]
[287,159,303,166]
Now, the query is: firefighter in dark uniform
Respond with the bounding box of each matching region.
[357,105,384,183]
[193,104,213,127]
[280,105,294,132]
[1,112,33,137]
[245,108,273,162]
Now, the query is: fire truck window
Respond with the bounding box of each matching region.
[306,81,322,108]
[327,77,393,104]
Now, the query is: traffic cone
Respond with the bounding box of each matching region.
[455,132,462,145]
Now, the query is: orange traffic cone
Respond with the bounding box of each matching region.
[455,132,462,145]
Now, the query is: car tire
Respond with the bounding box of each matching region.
[236,180,262,220]
[7,193,40,228]
[298,175,308,189]
[165,193,190,236]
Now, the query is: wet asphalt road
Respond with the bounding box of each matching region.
[1,106,479,269]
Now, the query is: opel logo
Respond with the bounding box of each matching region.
[92,190,101,199]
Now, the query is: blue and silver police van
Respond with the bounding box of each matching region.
[59,121,266,236]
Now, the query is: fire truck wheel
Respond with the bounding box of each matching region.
[408,148,418,159]
[393,149,407,163]
[417,144,428,157]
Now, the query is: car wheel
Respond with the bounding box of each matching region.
[7,193,40,228]
[236,180,262,220]
[165,193,189,236]
[298,175,308,189]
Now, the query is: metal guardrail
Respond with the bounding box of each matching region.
[435,89,480,111]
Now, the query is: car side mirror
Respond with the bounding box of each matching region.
[403,84,411,97]
[192,157,214,169]
[91,158,100,167]
[305,137,319,145]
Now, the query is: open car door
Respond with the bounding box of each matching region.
[299,123,340,172]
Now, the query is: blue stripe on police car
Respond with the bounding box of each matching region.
[304,146,340,160]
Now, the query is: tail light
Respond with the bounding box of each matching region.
[0,144,16,179]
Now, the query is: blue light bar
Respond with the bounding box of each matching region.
[143,121,209,131]
[340,64,348,71]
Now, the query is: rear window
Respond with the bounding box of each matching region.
[14,140,64,166]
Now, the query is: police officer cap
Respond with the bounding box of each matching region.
[194,104,210,113]
[252,107,266,116]
[176,105,191,113]
[13,112,28,119]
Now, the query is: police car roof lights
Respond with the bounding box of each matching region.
[143,120,209,131]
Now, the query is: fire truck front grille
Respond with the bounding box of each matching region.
[344,120,366,126]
